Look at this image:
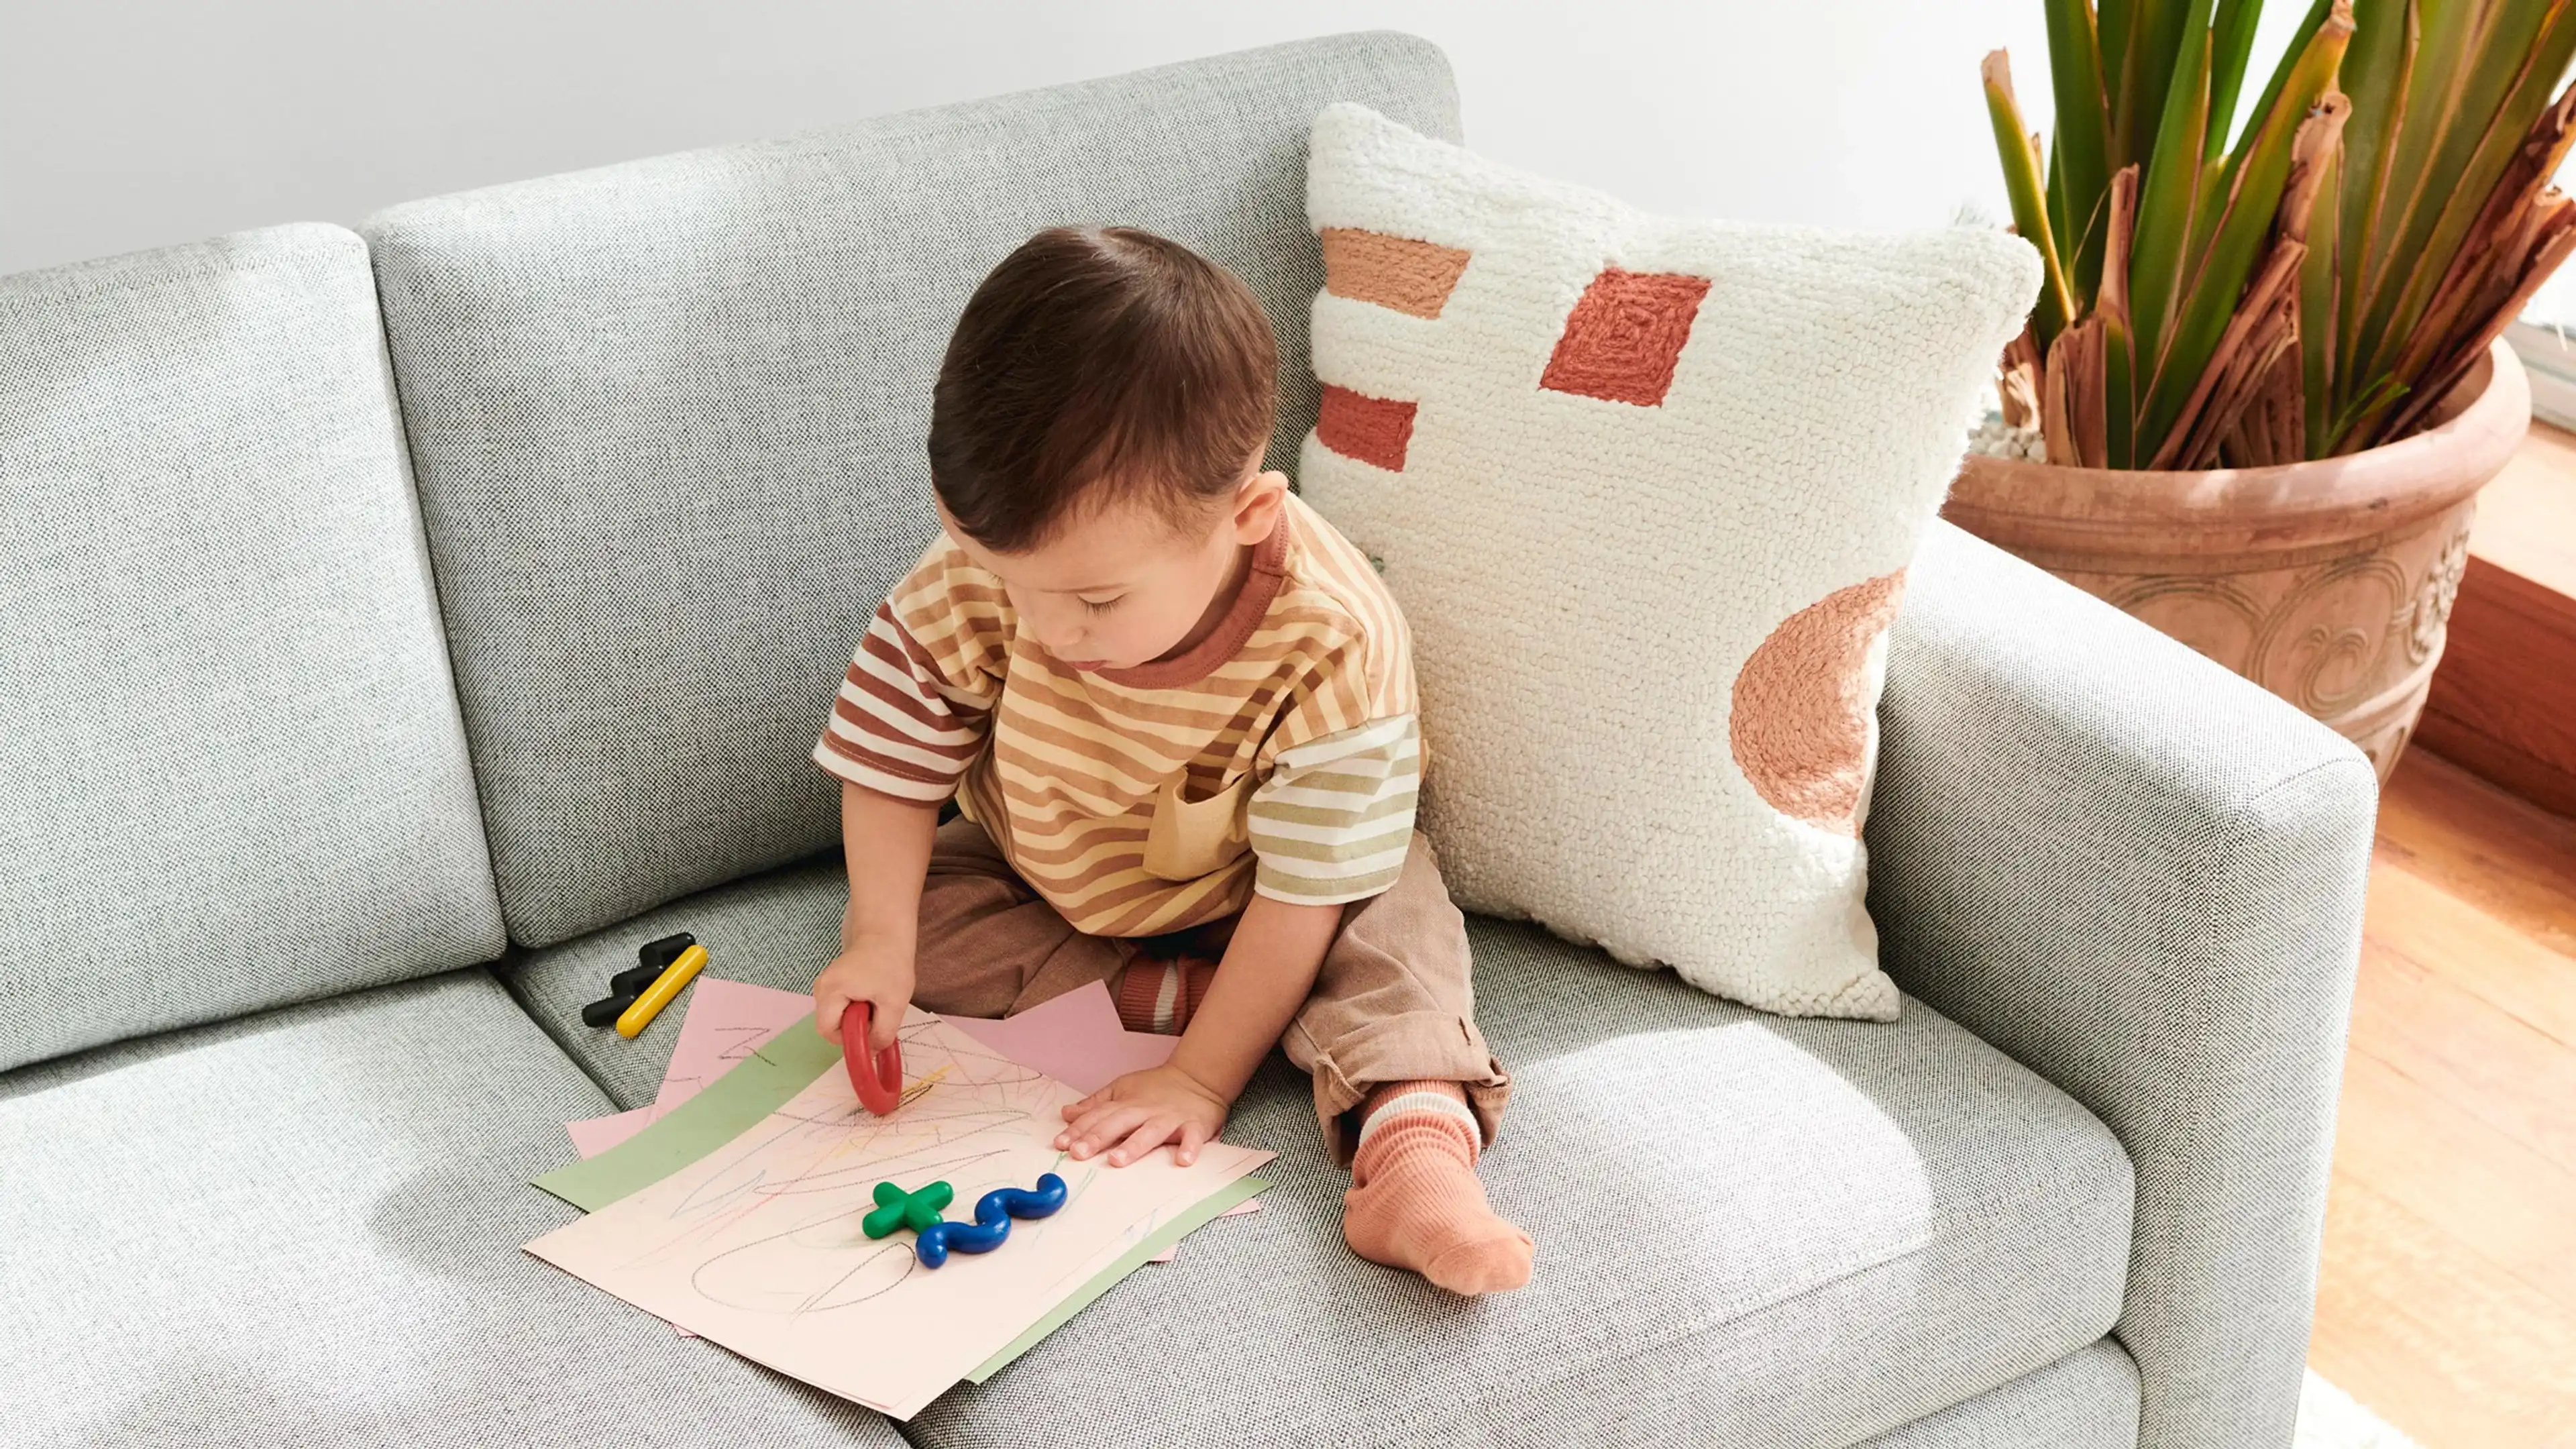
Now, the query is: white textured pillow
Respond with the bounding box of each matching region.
[1297,103,2037,1019]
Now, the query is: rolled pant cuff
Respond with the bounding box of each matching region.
[1293,1010,1511,1165]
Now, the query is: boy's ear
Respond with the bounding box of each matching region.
[1232,469,1289,543]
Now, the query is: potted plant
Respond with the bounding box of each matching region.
[1954,0,2573,777]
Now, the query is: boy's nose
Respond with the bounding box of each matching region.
[1026,610,1084,657]
[1002,588,1080,655]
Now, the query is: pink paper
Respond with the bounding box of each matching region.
[651,977,813,1112]
[568,976,1246,1293]
[565,978,811,1163]
[944,980,1177,1094]
[564,1106,658,1158]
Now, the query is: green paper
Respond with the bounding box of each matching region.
[966,1173,1269,1383]
[533,1014,839,1211]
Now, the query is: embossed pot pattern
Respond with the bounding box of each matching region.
[1943,341,2530,781]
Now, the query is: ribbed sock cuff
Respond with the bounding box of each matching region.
[1354,1083,1482,1156]
[1114,960,1218,1034]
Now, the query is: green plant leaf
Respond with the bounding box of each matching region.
[2049,129,2075,270]
[2208,0,2267,154]
[2098,164,2143,465]
[2103,0,2138,161]
[2354,0,2576,389]
[2332,0,2419,392]
[2125,0,2217,396]
[2105,313,2139,465]
[2140,4,2354,451]
[2235,0,2339,160]
[2347,0,2504,375]
[2046,0,2117,301]
[1986,50,2079,343]
[2119,0,2198,173]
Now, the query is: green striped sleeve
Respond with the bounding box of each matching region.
[1247,714,1419,906]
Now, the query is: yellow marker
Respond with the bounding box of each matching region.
[616,943,707,1038]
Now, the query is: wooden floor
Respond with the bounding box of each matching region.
[2309,749,2576,1448]
[2469,421,2576,598]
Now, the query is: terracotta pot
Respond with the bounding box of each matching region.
[1945,339,2531,780]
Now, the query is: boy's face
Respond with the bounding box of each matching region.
[941,466,1289,672]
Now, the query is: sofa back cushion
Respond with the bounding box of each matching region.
[0,225,506,1071]
[364,32,1461,948]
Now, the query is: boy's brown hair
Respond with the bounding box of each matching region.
[928,226,1279,553]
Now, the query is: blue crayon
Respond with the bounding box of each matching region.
[914,1173,1068,1268]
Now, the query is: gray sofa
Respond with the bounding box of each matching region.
[0,32,2375,1449]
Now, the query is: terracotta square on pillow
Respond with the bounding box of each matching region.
[1297,103,2038,1018]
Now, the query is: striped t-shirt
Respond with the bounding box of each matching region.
[813,494,1421,937]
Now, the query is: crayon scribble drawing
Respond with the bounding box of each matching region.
[525,1007,1270,1418]
[648,977,812,1113]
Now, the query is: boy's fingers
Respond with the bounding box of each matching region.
[1177,1119,1210,1165]
[814,989,849,1038]
[1071,1105,1148,1157]
[1055,1102,1106,1149]
[865,994,906,1051]
[1108,1118,1173,1167]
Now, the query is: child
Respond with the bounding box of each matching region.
[809,225,1530,1295]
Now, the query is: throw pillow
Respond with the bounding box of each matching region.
[1297,103,2037,1019]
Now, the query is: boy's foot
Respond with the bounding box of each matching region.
[1342,1080,1532,1295]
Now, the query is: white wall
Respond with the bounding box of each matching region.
[3,1,2085,276]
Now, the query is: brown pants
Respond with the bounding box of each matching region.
[910,818,1509,1163]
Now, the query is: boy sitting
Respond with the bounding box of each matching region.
[810,225,1530,1295]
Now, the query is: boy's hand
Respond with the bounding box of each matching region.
[813,937,914,1054]
[1055,1064,1229,1167]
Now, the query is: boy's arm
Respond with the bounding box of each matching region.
[1057,892,1343,1167]
[814,781,941,1053]
[810,538,1007,1051]
[1172,893,1344,1099]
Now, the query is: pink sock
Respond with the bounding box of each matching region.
[1342,1079,1533,1295]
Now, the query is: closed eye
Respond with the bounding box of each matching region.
[1081,596,1124,614]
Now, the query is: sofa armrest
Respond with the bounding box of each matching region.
[1865,522,2377,1449]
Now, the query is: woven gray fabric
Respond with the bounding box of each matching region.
[1868,523,2377,1449]
[513,860,2132,1446]
[362,32,1462,950]
[0,969,904,1448]
[1862,1340,2141,1448]
[0,225,504,1072]
[507,854,852,1106]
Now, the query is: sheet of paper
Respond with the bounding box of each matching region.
[943,979,1179,1094]
[969,1174,1267,1380]
[652,978,812,1112]
[565,1106,658,1158]
[537,1018,842,1212]
[564,979,812,1159]
[548,991,1263,1340]
[1145,1195,1261,1263]
[526,1008,1270,1419]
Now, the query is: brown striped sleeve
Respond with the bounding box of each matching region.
[812,539,1008,802]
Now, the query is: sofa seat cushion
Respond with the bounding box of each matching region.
[0,971,904,1449]
[1861,1340,2139,1448]
[510,855,2134,1445]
